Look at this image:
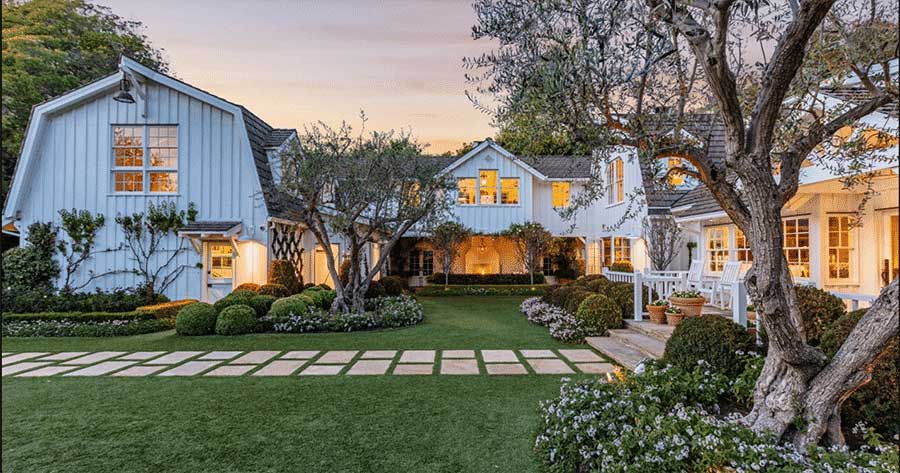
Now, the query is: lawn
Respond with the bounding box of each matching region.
[2,296,593,473]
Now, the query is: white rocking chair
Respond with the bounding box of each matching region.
[685,260,705,291]
[697,261,742,308]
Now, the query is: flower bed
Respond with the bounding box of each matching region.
[417,284,549,296]
[259,295,424,333]
[1,311,172,337]
[519,297,585,342]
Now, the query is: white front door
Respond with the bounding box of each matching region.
[880,212,899,287]
[206,242,234,302]
[314,244,339,288]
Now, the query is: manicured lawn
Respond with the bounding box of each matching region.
[2,296,592,473]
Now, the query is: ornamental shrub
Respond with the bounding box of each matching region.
[564,288,594,314]
[543,285,574,307]
[136,299,198,319]
[215,304,258,335]
[416,284,548,296]
[2,318,171,337]
[586,277,611,293]
[248,295,276,318]
[301,287,336,309]
[234,282,260,293]
[380,276,404,296]
[258,283,289,298]
[795,284,846,345]
[1,246,59,295]
[213,289,257,313]
[267,259,300,294]
[607,282,635,318]
[175,302,218,336]
[575,294,622,336]
[663,315,755,376]
[267,295,311,319]
[371,295,424,328]
[365,280,386,299]
[609,260,634,273]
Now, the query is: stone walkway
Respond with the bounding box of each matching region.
[1,349,616,378]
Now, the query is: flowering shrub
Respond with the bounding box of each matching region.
[535,362,899,472]
[369,295,424,328]
[519,297,586,342]
[261,295,424,333]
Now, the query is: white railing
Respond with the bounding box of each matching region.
[830,291,877,311]
[601,268,634,283]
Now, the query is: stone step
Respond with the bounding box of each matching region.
[585,337,649,371]
[607,329,666,359]
[625,320,674,343]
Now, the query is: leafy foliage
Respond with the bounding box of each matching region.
[663,315,756,377]
[795,285,847,345]
[266,294,311,320]
[425,273,545,285]
[267,260,300,294]
[504,222,553,285]
[575,294,622,336]
[417,284,548,297]
[215,304,258,336]
[234,283,261,293]
[258,283,290,298]
[248,295,277,318]
[175,302,218,336]
[212,290,257,314]
[2,318,170,337]
[136,299,196,319]
[57,209,109,293]
[0,222,60,296]
[430,222,471,285]
[379,276,405,296]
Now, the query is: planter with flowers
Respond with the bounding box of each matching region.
[746,304,756,322]
[669,290,706,317]
[665,305,685,326]
[646,299,668,324]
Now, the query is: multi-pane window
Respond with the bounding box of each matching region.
[112,125,178,193]
[606,159,624,204]
[827,215,854,281]
[209,243,233,279]
[479,170,498,204]
[602,237,613,267]
[457,178,476,205]
[783,217,810,278]
[552,182,570,208]
[706,226,729,272]
[500,178,519,205]
[422,250,434,276]
[410,250,421,274]
[599,237,631,266]
[587,241,601,274]
[735,228,753,268]
[542,256,553,275]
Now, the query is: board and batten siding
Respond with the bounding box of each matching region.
[15,82,269,300]
[449,148,534,234]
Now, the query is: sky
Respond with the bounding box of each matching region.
[99,0,497,154]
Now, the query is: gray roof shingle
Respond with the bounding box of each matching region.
[179,220,242,233]
[670,185,724,217]
[820,86,899,118]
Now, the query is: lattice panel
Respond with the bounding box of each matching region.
[271,223,304,282]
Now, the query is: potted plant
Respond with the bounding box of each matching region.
[746,304,756,322]
[669,290,706,317]
[646,299,668,324]
[665,305,685,326]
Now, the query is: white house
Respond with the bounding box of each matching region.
[2,57,372,302]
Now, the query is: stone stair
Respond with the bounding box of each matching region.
[585,320,674,371]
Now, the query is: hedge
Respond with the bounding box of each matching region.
[2,318,172,337]
[2,311,153,322]
[425,273,546,285]
[416,285,549,296]
[136,299,198,319]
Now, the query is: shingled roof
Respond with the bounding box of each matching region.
[820,86,899,118]
[238,107,301,220]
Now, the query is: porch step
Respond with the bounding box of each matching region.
[585,336,649,371]
[607,329,666,359]
[625,320,674,343]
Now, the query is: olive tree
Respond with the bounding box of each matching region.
[279,117,454,313]
[430,221,471,286]
[467,0,898,447]
[504,222,553,284]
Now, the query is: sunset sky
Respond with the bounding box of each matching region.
[100,0,497,154]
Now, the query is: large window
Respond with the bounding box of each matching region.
[208,243,233,279]
[552,182,570,208]
[735,228,753,268]
[706,226,729,272]
[783,217,810,278]
[479,170,497,204]
[606,159,624,204]
[599,237,631,267]
[500,178,519,205]
[827,215,855,281]
[457,178,476,205]
[422,250,434,276]
[112,125,178,193]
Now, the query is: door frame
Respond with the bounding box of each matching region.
[202,240,235,302]
[877,208,899,288]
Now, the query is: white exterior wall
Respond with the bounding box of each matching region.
[449,147,534,233]
[12,81,270,300]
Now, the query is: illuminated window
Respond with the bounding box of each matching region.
[667,158,684,186]
[783,217,810,278]
[500,178,519,205]
[606,159,624,204]
[552,182,570,208]
[614,237,631,263]
[457,178,476,205]
[479,170,497,204]
[827,215,855,281]
[735,228,753,268]
[209,243,233,279]
[422,250,434,276]
[602,237,612,267]
[112,125,178,193]
[706,226,729,272]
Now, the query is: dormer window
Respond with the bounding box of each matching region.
[606,159,624,204]
[112,125,178,193]
[479,170,497,204]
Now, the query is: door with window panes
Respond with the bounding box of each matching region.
[880,212,899,286]
[206,242,233,302]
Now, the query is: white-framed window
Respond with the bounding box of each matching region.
[422,250,434,276]
[782,217,810,278]
[500,178,519,205]
[735,228,753,269]
[542,256,553,275]
[457,178,476,205]
[827,215,856,282]
[599,237,631,266]
[606,159,624,204]
[208,243,234,280]
[552,182,570,208]
[479,170,498,205]
[706,226,729,272]
[112,125,178,193]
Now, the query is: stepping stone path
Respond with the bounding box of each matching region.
[1,349,616,378]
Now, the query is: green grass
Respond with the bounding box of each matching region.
[2,296,589,473]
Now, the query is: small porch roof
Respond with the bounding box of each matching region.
[177,221,242,238]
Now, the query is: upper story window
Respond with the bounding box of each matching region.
[706,225,729,272]
[827,215,855,282]
[666,158,684,186]
[112,125,178,193]
[783,217,810,278]
[479,170,497,204]
[552,182,570,208]
[606,159,624,205]
[457,178,476,205]
[500,178,519,205]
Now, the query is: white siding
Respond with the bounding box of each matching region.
[449,147,533,233]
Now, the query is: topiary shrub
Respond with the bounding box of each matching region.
[564,288,595,314]
[175,302,218,336]
[586,277,611,293]
[267,295,311,319]
[543,285,573,307]
[213,289,257,313]
[380,276,404,296]
[575,294,622,336]
[136,299,198,319]
[795,285,846,345]
[268,259,300,294]
[663,315,755,376]
[258,283,289,298]
[338,259,352,287]
[248,295,276,318]
[215,304,258,335]
[365,280,386,299]
[609,260,634,273]
[607,282,635,318]
[301,287,336,309]
[234,283,261,293]
[820,309,899,442]
[1,246,60,295]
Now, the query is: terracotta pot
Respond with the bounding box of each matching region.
[747,311,757,322]
[647,305,667,324]
[666,312,685,326]
[669,296,706,317]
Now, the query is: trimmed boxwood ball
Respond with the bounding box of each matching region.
[258,283,289,298]
[795,284,846,345]
[575,294,622,336]
[267,295,310,319]
[234,282,260,293]
[175,302,218,336]
[663,315,755,376]
[607,283,635,318]
[380,276,404,296]
[365,280,386,299]
[586,277,611,293]
[301,287,336,309]
[248,295,276,317]
[215,304,258,335]
[564,289,594,314]
[213,289,257,313]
